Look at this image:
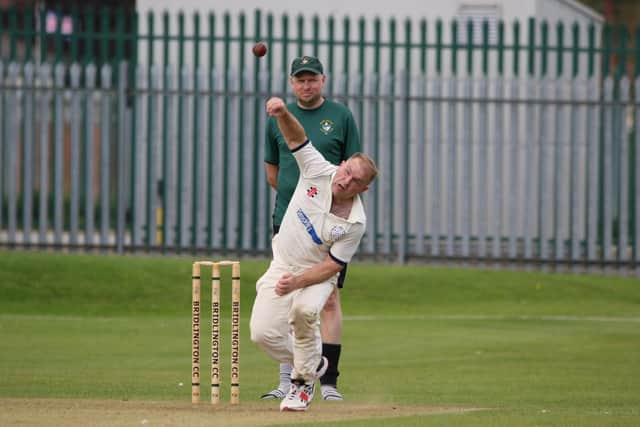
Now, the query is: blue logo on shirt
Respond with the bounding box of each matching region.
[296,209,323,245]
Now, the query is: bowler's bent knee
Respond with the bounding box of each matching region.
[289,304,318,337]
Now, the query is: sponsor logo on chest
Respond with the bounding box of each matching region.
[296,208,323,245]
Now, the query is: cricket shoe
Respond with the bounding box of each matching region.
[321,385,344,401]
[279,356,328,412]
[279,380,315,411]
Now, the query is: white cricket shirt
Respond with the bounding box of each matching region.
[272,140,366,270]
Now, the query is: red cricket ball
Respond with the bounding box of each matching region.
[252,42,268,57]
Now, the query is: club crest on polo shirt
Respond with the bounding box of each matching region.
[330,225,346,241]
[320,119,335,135]
[306,186,319,198]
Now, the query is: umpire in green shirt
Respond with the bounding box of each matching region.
[262,56,361,401]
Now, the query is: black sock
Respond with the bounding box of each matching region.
[320,343,341,386]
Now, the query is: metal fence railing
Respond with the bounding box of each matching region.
[0,7,639,271]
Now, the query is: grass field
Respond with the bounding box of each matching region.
[1,250,639,426]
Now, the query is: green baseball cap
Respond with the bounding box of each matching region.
[290,56,324,76]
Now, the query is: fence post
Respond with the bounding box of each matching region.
[84,63,97,246]
[598,24,613,263]
[99,64,112,247]
[116,61,128,253]
[69,64,81,246]
[619,75,630,263]
[616,25,629,264]
[586,23,598,262]
[222,12,231,250]
[399,18,411,263]
[38,64,52,244]
[148,65,161,249]
[22,63,35,245]
[414,18,427,257]
[236,12,246,250]
[6,63,18,245]
[493,20,505,259]
[384,18,397,258]
[179,65,192,250]
[130,10,141,248]
[461,19,472,258]
[146,11,156,249]
[252,9,262,249]
[369,17,381,254]
[431,19,443,257]
[263,13,275,250]
[162,10,171,249]
[537,20,549,261]
[523,17,536,260]
[53,63,65,245]
[553,22,565,262]
[192,12,201,250]
[634,27,640,268]
[477,19,489,259]
[207,12,220,250]
[446,20,458,258]
[508,20,520,260]
[569,22,580,264]
[176,11,185,250]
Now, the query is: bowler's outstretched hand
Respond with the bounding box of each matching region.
[265,96,307,149]
[266,97,286,117]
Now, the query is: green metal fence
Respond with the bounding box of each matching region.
[0,6,639,271]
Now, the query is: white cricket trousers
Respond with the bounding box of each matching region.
[250,260,335,384]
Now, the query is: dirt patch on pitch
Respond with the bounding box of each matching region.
[0,398,483,426]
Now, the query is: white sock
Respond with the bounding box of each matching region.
[279,363,292,391]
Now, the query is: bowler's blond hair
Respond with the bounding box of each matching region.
[349,152,379,184]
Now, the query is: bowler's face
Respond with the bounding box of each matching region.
[331,158,370,199]
[290,72,325,108]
